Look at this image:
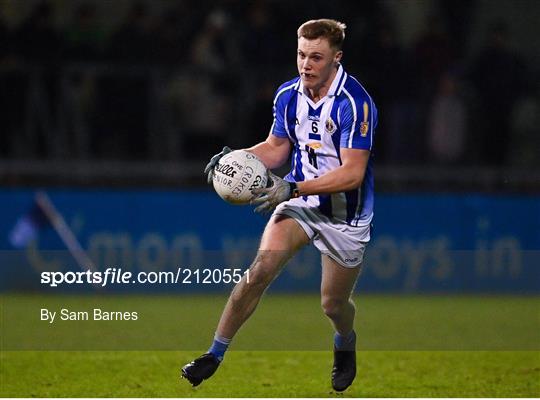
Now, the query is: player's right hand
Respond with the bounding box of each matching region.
[204,146,232,184]
[250,171,294,213]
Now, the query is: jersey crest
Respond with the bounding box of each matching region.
[325,117,337,135]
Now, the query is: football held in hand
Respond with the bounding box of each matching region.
[212,150,268,205]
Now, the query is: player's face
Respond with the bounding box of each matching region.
[297,37,342,93]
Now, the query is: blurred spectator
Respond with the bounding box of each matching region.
[11,1,65,159]
[242,0,279,67]
[508,95,540,167]
[180,8,242,158]
[413,14,458,99]
[468,21,528,165]
[172,72,231,159]
[439,0,476,58]
[153,2,194,66]
[64,2,106,62]
[14,0,63,66]
[107,2,157,64]
[361,19,421,164]
[61,3,107,159]
[190,8,241,75]
[91,3,157,160]
[246,80,275,143]
[92,72,149,160]
[0,12,7,63]
[427,72,467,164]
[0,11,15,157]
[407,14,460,165]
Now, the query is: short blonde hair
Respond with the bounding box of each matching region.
[297,19,346,50]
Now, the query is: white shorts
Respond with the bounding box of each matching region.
[273,198,370,268]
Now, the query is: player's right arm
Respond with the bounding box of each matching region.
[244,134,291,170]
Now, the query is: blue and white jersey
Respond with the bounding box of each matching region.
[271,64,377,228]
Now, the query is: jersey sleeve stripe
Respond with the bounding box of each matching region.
[342,88,358,148]
[273,82,297,105]
[329,101,342,163]
[369,96,374,150]
[283,104,290,137]
[269,119,276,135]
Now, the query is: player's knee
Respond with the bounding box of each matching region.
[245,269,271,290]
[246,253,280,288]
[321,297,350,320]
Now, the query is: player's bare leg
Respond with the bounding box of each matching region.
[181,215,309,386]
[320,255,362,391]
[321,255,361,334]
[215,215,309,338]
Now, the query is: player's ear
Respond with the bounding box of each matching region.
[334,50,343,64]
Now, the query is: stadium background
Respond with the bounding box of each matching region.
[0,0,539,397]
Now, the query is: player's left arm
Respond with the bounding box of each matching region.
[296,148,369,195]
[251,148,369,213]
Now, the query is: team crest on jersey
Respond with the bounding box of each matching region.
[325,117,337,135]
[360,122,369,137]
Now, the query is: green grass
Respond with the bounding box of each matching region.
[1,351,538,397]
[1,293,539,397]
[2,294,539,350]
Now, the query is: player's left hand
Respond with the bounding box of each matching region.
[251,172,294,213]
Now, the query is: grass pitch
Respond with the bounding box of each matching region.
[1,293,539,397]
[1,350,538,397]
